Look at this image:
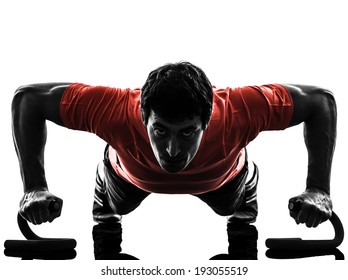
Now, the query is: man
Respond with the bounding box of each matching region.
[12,62,336,259]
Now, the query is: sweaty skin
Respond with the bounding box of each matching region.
[11,82,336,227]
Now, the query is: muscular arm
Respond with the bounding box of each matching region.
[12,83,71,192]
[282,84,336,227]
[284,84,337,194]
[12,83,71,224]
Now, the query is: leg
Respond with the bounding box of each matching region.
[92,146,150,260]
[227,161,259,224]
[93,161,122,224]
[226,161,259,259]
[194,151,259,259]
[92,161,122,260]
[194,161,249,216]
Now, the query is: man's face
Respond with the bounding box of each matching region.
[146,110,204,173]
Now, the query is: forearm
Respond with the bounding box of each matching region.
[303,91,337,194]
[12,83,69,192]
[12,89,48,192]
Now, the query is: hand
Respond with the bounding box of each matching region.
[19,190,63,225]
[288,188,332,228]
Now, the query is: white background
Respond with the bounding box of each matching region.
[0,0,347,279]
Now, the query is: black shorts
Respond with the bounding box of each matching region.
[93,146,258,223]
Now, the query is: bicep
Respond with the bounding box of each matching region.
[282,84,336,127]
[13,83,72,126]
[44,84,72,126]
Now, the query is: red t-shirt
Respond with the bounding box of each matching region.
[60,83,293,194]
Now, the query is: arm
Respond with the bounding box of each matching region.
[283,84,337,227]
[12,83,71,224]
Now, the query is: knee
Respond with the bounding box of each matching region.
[113,202,141,216]
[210,203,240,216]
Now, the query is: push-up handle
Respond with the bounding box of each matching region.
[265,201,344,250]
[4,200,76,252]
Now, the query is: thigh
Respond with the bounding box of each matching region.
[194,161,249,216]
[100,145,150,216]
[104,164,150,215]
[93,160,122,223]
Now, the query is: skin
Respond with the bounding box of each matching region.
[284,84,336,227]
[11,82,336,227]
[146,110,204,173]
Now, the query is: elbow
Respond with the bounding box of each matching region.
[12,86,28,114]
[318,88,337,118]
[319,87,335,102]
[306,86,337,118]
[14,84,37,97]
[12,85,39,116]
[311,88,337,134]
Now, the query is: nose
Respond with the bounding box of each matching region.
[166,137,180,158]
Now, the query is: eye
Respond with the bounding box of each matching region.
[154,128,167,137]
[182,129,195,137]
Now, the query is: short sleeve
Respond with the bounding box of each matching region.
[227,84,293,145]
[246,84,293,130]
[59,83,130,144]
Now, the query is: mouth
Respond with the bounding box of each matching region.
[161,157,186,164]
[160,158,187,173]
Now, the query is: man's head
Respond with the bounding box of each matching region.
[141,61,213,173]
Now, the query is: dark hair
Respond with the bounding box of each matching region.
[141,61,213,129]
